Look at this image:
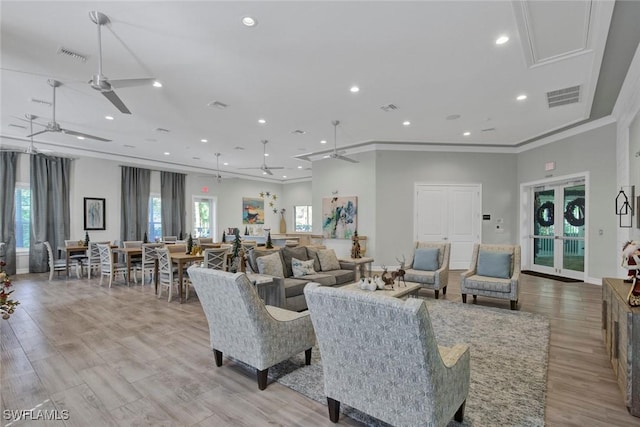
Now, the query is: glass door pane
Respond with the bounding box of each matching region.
[562,184,585,272]
[533,189,555,268]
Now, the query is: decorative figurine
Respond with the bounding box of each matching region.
[351,230,361,259]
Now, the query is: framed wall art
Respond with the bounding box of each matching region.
[242,197,264,224]
[84,197,106,230]
[322,196,357,239]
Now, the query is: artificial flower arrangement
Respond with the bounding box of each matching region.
[0,261,19,320]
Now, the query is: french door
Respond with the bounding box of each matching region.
[193,196,216,239]
[415,184,481,269]
[531,180,585,279]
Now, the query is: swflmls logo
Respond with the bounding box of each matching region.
[3,409,69,421]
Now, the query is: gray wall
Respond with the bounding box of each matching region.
[630,112,640,241]
[375,150,518,266]
[517,123,618,280]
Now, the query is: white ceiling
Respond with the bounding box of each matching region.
[0,1,621,181]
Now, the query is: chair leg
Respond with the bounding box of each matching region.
[472,295,477,302]
[434,290,439,299]
[213,349,223,366]
[454,400,465,422]
[461,294,467,303]
[442,286,447,295]
[257,368,268,390]
[327,397,340,423]
[305,348,312,365]
[511,300,518,310]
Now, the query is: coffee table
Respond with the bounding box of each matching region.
[341,282,420,299]
[338,256,374,281]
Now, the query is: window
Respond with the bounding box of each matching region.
[294,205,312,232]
[148,195,162,242]
[193,197,215,238]
[15,185,31,249]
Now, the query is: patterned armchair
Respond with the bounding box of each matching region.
[404,241,451,299]
[187,267,316,390]
[460,243,521,310]
[304,283,470,426]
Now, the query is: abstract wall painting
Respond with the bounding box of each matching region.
[242,197,265,224]
[322,196,357,239]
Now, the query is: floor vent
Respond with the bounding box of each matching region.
[547,85,581,108]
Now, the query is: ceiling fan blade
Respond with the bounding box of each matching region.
[265,166,284,170]
[27,130,50,138]
[237,166,263,170]
[101,90,131,114]
[109,78,156,89]
[61,128,111,142]
[264,169,274,176]
[336,154,359,163]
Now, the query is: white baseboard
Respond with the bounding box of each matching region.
[586,276,602,285]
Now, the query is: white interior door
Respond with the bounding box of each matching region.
[415,184,481,269]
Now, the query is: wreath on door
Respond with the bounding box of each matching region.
[564,197,585,227]
[535,201,554,227]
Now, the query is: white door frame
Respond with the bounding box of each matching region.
[413,183,482,269]
[192,195,217,240]
[519,172,589,280]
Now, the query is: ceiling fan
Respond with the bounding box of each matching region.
[329,120,358,163]
[27,79,111,142]
[214,152,223,183]
[239,140,284,176]
[88,11,157,114]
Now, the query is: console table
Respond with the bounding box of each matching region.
[602,277,640,417]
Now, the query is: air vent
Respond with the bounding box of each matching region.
[446,114,461,120]
[291,130,306,135]
[547,85,581,108]
[481,127,496,132]
[8,124,27,129]
[123,144,136,148]
[207,100,228,109]
[57,46,87,62]
[30,98,52,106]
[155,127,170,133]
[234,146,245,150]
[380,104,398,112]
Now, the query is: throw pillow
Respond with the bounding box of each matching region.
[292,257,316,277]
[282,246,309,277]
[256,252,285,278]
[413,248,439,271]
[318,249,341,271]
[477,251,512,279]
[306,247,322,272]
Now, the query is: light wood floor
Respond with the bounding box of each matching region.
[2,271,640,426]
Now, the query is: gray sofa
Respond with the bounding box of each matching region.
[247,246,356,311]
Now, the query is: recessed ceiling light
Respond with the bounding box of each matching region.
[153,81,163,88]
[164,152,170,155]
[320,140,327,144]
[201,139,208,143]
[516,94,527,101]
[496,35,509,45]
[463,132,471,136]
[242,16,257,27]
[223,162,229,166]
[262,171,267,175]
[323,155,330,159]
[350,86,360,93]
[297,166,303,169]
[402,121,411,126]
[77,136,85,140]
[105,115,114,120]
[264,153,269,157]
[283,175,287,178]
[258,118,266,124]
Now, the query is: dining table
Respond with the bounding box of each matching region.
[112,247,142,284]
[169,252,204,303]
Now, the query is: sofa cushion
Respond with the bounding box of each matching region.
[405,269,436,285]
[477,251,512,279]
[306,246,322,272]
[413,248,439,271]
[318,249,341,271]
[282,246,309,277]
[247,248,281,274]
[464,275,512,293]
[320,269,355,285]
[292,257,316,278]
[256,252,285,278]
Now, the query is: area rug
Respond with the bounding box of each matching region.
[266,298,550,426]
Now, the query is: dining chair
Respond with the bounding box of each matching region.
[81,241,110,279]
[197,237,214,245]
[123,240,143,283]
[203,247,229,271]
[64,239,86,278]
[97,243,128,288]
[167,244,187,253]
[163,236,177,243]
[44,241,69,280]
[156,247,184,302]
[137,243,164,285]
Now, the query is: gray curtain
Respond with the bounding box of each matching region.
[30,154,71,273]
[120,166,150,242]
[161,171,186,238]
[0,151,18,274]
